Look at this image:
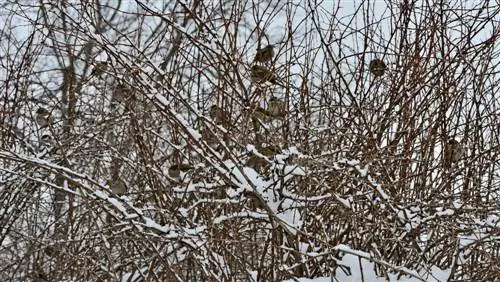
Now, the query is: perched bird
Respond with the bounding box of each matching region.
[254,45,275,63]
[246,155,268,171]
[35,107,52,128]
[250,65,278,84]
[252,107,272,123]
[246,145,280,171]
[209,105,225,124]
[260,145,280,156]
[90,61,108,77]
[113,83,135,103]
[267,97,286,118]
[369,59,387,77]
[168,164,194,180]
[39,134,55,147]
[109,177,128,195]
[202,128,219,148]
[444,139,464,168]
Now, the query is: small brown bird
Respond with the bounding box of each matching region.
[252,107,272,123]
[109,177,128,195]
[250,65,278,84]
[246,145,280,171]
[201,128,218,148]
[36,107,52,128]
[260,145,280,156]
[113,83,134,103]
[267,97,286,118]
[209,105,225,124]
[39,134,55,147]
[369,59,387,77]
[90,61,108,77]
[168,164,193,179]
[444,139,464,168]
[254,45,275,63]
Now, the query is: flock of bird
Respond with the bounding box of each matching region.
[33,44,464,194]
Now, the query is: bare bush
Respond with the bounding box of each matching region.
[0,0,498,281]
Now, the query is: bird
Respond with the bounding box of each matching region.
[90,61,108,77]
[168,164,194,180]
[369,59,387,77]
[245,145,280,171]
[260,145,280,156]
[250,65,278,84]
[444,139,464,168]
[267,97,286,118]
[209,105,225,124]
[251,107,272,123]
[113,83,134,103]
[109,177,128,195]
[254,45,275,63]
[39,134,55,147]
[35,107,52,128]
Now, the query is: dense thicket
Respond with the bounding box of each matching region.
[0,1,498,281]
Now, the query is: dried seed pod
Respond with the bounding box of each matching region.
[369,59,387,77]
[254,45,275,63]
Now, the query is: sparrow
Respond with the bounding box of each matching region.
[35,107,52,128]
[267,97,286,118]
[246,155,268,171]
[109,177,128,195]
[250,65,278,84]
[260,145,280,156]
[369,59,387,77]
[113,83,134,103]
[39,134,55,147]
[254,45,275,63]
[90,61,108,77]
[444,139,464,168]
[168,163,193,179]
[252,107,272,123]
[209,105,225,124]
[246,145,280,171]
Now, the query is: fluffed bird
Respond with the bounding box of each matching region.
[251,107,272,123]
[113,83,134,103]
[267,97,286,118]
[250,65,278,84]
[260,145,280,156]
[90,61,108,77]
[246,145,280,171]
[39,134,55,147]
[209,105,225,124]
[36,107,52,128]
[168,164,194,180]
[254,45,275,63]
[369,59,387,77]
[109,177,128,195]
[444,139,464,168]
